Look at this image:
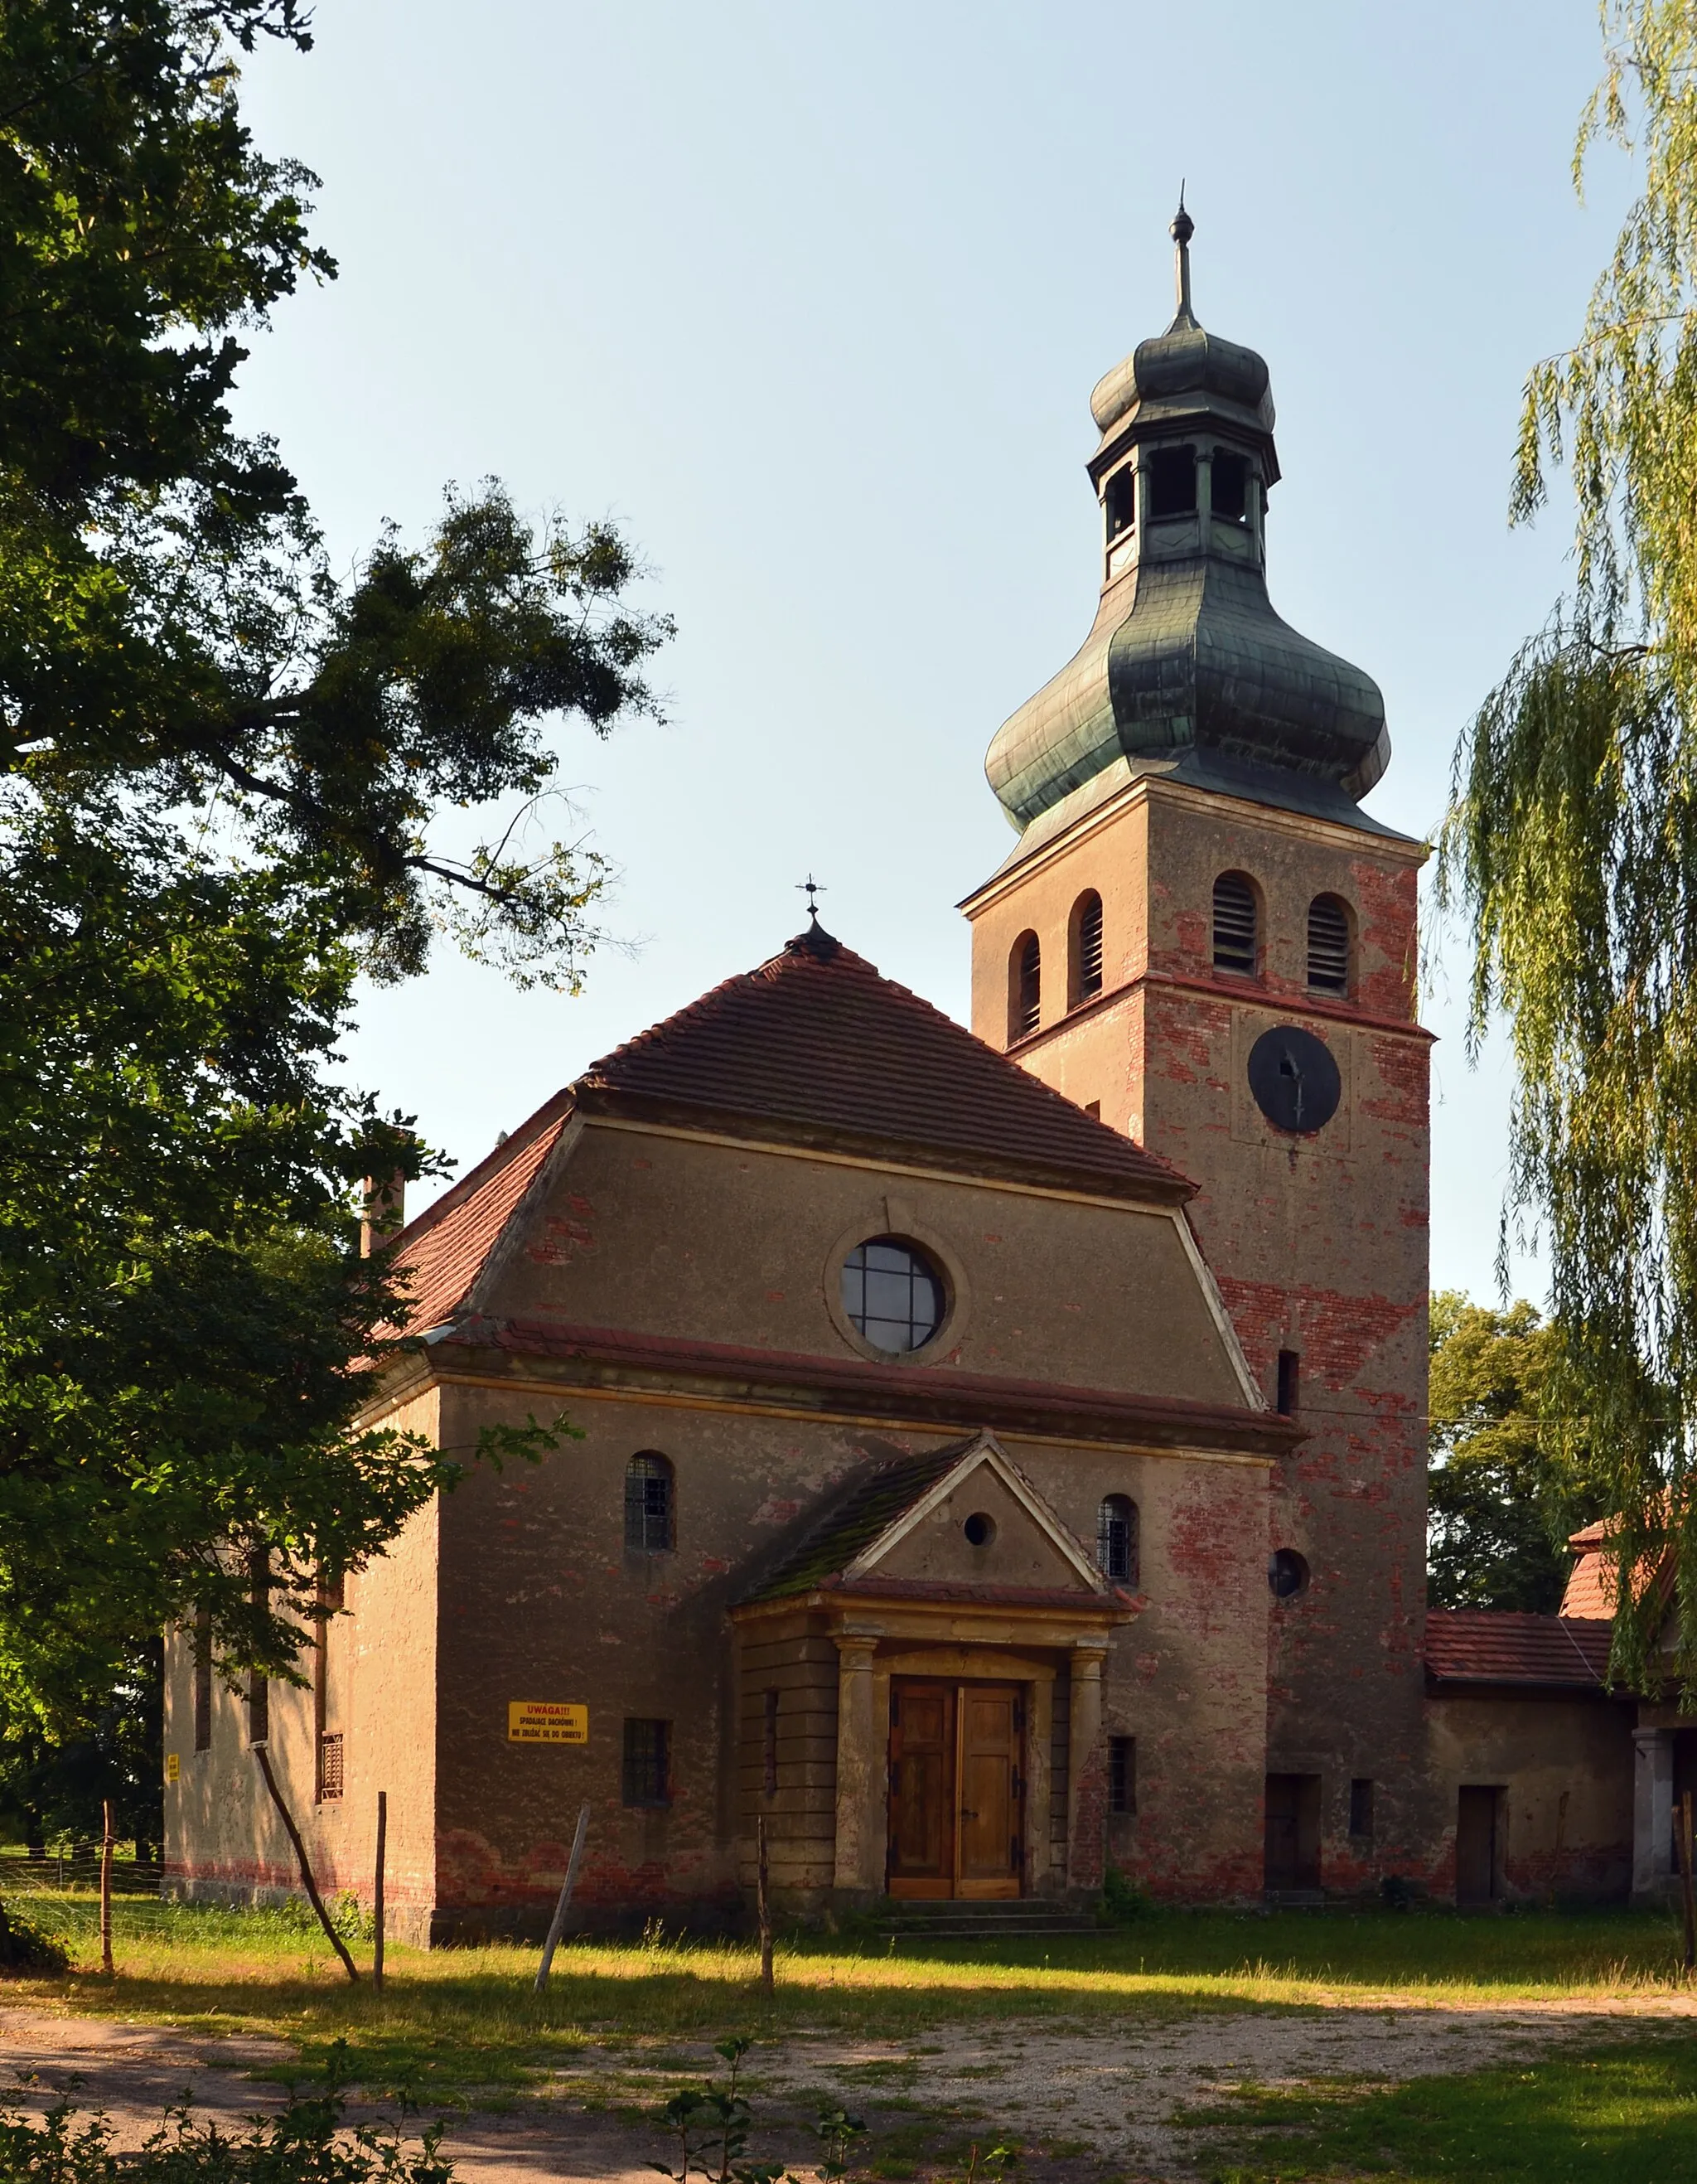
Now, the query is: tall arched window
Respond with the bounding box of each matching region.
[1211,871,1259,976]
[624,1451,674,1553]
[1009,931,1041,1040]
[1307,893,1351,995]
[1097,1494,1139,1586]
[1071,890,1104,1005]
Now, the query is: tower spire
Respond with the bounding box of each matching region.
[1170,187,1197,329]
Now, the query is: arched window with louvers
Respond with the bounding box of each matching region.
[1211,871,1259,976]
[1070,890,1105,1007]
[1009,931,1042,1042]
[1307,893,1351,995]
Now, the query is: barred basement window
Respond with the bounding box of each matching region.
[317,1732,345,1804]
[1010,930,1041,1040]
[623,1717,671,1807]
[1109,1736,1137,1814]
[763,1688,779,1798]
[625,1452,675,1553]
[193,1610,212,1753]
[1212,872,1258,975]
[1307,893,1351,994]
[1097,1494,1139,1586]
[1071,890,1104,1005]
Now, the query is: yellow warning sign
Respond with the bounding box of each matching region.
[508,1701,587,1746]
[165,1753,180,1783]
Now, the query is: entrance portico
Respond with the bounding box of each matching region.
[732,1431,1138,1907]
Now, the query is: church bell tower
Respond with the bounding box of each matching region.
[961,205,1433,1891]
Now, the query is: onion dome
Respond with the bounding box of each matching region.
[985,201,1390,838]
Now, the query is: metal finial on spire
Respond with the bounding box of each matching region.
[796,873,826,925]
[1170,184,1196,327]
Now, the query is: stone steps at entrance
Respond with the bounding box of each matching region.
[869,1900,1100,1942]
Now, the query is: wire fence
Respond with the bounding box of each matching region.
[0,1849,166,1896]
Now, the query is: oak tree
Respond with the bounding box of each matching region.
[0,3,670,1731]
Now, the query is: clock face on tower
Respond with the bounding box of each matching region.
[1247,1025,1341,1136]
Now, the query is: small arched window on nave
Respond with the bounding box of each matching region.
[1009,930,1042,1041]
[625,1451,674,1553]
[1097,1494,1139,1587]
[1071,890,1104,1006]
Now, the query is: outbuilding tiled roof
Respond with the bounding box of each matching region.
[575,925,1191,1202]
[1424,1609,1613,1689]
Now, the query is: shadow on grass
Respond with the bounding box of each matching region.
[1202,2034,1697,2182]
[3,1895,1692,2105]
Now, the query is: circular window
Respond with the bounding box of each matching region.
[841,1236,945,1353]
[963,1512,997,1547]
[1268,1547,1310,1600]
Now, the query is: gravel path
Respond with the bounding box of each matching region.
[3,1995,1693,2182]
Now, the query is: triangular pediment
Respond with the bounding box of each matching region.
[844,1431,1110,1596]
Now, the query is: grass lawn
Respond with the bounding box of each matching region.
[0,1891,1692,2112]
[1200,2035,1697,2181]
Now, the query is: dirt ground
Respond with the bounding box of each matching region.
[3,1996,1695,2182]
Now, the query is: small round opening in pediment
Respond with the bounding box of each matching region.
[963,1512,997,1548]
[1268,1547,1310,1600]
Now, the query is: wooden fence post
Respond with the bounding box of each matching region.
[757,1814,773,1996]
[253,1746,359,1983]
[99,1801,114,1978]
[374,1789,387,1993]
[534,1806,591,1995]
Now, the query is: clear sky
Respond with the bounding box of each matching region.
[234,2,1631,1305]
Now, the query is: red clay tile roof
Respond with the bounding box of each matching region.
[1424,1609,1614,1689]
[1560,1548,1617,1621]
[575,926,1191,1202]
[389,1102,570,1333]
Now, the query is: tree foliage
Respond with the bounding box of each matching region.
[1427,1292,1608,1613]
[1441,0,1697,1689]
[0,4,670,1732]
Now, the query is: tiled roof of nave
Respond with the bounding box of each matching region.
[384,924,1192,1339]
[576,925,1189,1199]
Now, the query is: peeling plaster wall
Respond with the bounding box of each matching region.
[969,779,1435,1894]
[1424,1692,1635,1901]
[476,1121,1249,1410]
[422,1360,1271,1923]
[163,1388,442,1942]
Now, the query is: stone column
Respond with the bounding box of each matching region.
[1632,1726,1674,1903]
[1066,1641,1108,1893]
[1027,1677,1054,1896]
[831,1635,882,1898]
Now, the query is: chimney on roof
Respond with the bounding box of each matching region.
[360,1171,405,1258]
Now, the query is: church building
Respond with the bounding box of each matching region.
[165,212,1687,1940]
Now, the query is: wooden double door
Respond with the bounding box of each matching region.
[887,1678,1023,1899]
